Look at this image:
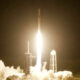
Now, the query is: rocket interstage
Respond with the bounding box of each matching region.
[50,50,57,73]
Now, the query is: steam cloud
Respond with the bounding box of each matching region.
[0,60,24,80]
[0,60,73,80]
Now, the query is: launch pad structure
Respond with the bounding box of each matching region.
[25,41,32,74]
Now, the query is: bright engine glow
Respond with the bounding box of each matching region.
[36,30,42,71]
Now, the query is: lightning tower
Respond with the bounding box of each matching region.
[50,50,57,73]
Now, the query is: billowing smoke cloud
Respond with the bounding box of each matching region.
[0,60,73,80]
[30,62,73,80]
[30,69,73,80]
[0,60,25,80]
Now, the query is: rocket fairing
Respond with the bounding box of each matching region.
[50,50,57,73]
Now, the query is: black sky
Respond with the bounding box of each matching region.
[0,0,80,73]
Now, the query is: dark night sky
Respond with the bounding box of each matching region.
[0,0,80,73]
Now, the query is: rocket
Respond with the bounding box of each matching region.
[36,8,43,71]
